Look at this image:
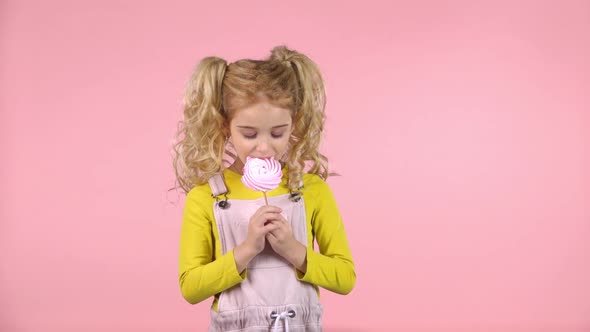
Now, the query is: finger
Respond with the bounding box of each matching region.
[264,219,285,230]
[267,225,286,239]
[266,231,278,241]
[258,205,282,214]
[276,214,288,223]
[252,212,279,226]
[261,212,285,223]
[263,223,280,234]
[267,217,287,229]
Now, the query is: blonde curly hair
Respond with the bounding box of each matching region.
[171,45,330,195]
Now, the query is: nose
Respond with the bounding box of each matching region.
[255,137,271,154]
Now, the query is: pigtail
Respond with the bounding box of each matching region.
[172,57,228,194]
[270,46,330,192]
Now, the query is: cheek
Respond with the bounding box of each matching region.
[231,143,249,164]
[232,137,258,158]
[232,137,250,152]
[277,137,291,151]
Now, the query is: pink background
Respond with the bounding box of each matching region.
[1,1,589,331]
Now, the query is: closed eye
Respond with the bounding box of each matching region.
[242,133,285,139]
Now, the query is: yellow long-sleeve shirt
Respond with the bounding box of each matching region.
[178,168,356,311]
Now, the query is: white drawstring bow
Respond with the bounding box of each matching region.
[271,310,295,331]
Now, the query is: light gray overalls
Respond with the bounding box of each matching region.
[207,174,323,332]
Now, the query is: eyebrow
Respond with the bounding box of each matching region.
[236,124,290,129]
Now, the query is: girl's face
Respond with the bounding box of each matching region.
[228,101,293,171]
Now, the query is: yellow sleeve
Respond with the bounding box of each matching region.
[296,176,356,295]
[178,187,247,305]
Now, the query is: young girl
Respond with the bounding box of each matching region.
[173,45,356,331]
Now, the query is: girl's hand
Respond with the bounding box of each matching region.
[266,215,307,273]
[244,205,283,254]
[234,205,283,273]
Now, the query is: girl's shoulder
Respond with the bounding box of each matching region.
[185,180,215,205]
[301,173,334,197]
[301,172,324,187]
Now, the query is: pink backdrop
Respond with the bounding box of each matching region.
[1,1,589,331]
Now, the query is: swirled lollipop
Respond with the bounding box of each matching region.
[241,156,283,205]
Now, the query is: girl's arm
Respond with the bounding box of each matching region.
[178,189,247,305]
[296,176,357,295]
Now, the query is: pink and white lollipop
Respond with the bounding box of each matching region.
[241,156,283,205]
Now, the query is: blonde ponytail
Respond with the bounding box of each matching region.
[270,46,329,192]
[172,57,228,194]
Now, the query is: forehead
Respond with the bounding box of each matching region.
[230,102,292,128]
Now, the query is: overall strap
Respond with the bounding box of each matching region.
[289,178,304,202]
[208,174,228,197]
